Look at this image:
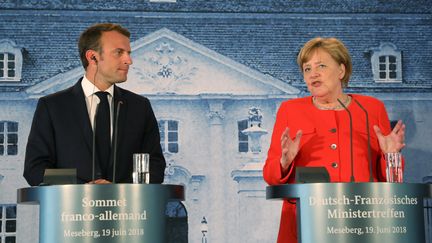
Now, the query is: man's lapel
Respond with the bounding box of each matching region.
[70,79,93,153]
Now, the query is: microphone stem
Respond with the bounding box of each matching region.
[354,99,374,182]
[112,101,122,183]
[337,98,355,182]
[92,103,100,183]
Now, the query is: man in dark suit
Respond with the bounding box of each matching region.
[24,23,166,185]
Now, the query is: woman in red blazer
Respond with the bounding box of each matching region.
[263,37,406,243]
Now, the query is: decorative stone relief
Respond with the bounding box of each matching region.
[242,107,267,154]
[134,41,198,93]
[206,100,226,124]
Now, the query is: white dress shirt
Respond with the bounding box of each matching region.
[81,76,114,137]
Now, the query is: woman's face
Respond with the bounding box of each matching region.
[302,48,346,99]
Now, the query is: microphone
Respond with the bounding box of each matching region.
[92,102,100,183]
[353,99,374,182]
[112,100,123,183]
[337,98,355,182]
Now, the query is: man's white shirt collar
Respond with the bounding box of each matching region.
[81,75,114,98]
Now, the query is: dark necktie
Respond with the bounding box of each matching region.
[95,91,111,176]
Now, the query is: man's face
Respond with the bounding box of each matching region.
[95,31,132,89]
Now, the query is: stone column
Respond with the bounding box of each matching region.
[205,100,226,242]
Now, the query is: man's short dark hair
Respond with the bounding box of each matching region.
[78,23,131,69]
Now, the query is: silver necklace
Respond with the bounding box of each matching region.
[312,95,352,110]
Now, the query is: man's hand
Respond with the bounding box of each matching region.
[88,179,111,184]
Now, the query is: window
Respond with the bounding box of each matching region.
[0,40,22,82]
[165,201,187,243]
[370,43,402,83]
[0,205,17,243]
[0,121,18,156]
[238,120,249,153]
[378,55,397,80]
[158,120,178,153]
[0,53,16,79]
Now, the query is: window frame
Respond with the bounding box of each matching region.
[0,121,18,156]
[0,39,22,82]
[158,119,179,154]
[238,119,249,153]
[0,204,17,243]
[371,43,402,83]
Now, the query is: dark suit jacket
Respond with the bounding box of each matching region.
[24,79,166,186]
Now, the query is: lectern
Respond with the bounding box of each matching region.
[267,183,431,243]
[17,184,184,243]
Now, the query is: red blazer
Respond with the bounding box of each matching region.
[263,94,393,243]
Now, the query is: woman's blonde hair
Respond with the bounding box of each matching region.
[297,37,352,87]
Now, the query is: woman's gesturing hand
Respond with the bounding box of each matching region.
[280,127,303,173]
[374,120,406,153]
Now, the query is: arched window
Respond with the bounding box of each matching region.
[0,40,22,82]
[370,43,402,83]
[165,201,187,243]
[158,120,179,153]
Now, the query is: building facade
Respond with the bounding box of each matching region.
[0,1,431,242]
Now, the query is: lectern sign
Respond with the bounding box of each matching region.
[61,197,147,239]
[17,184,184,243]
[267,183,430,243]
